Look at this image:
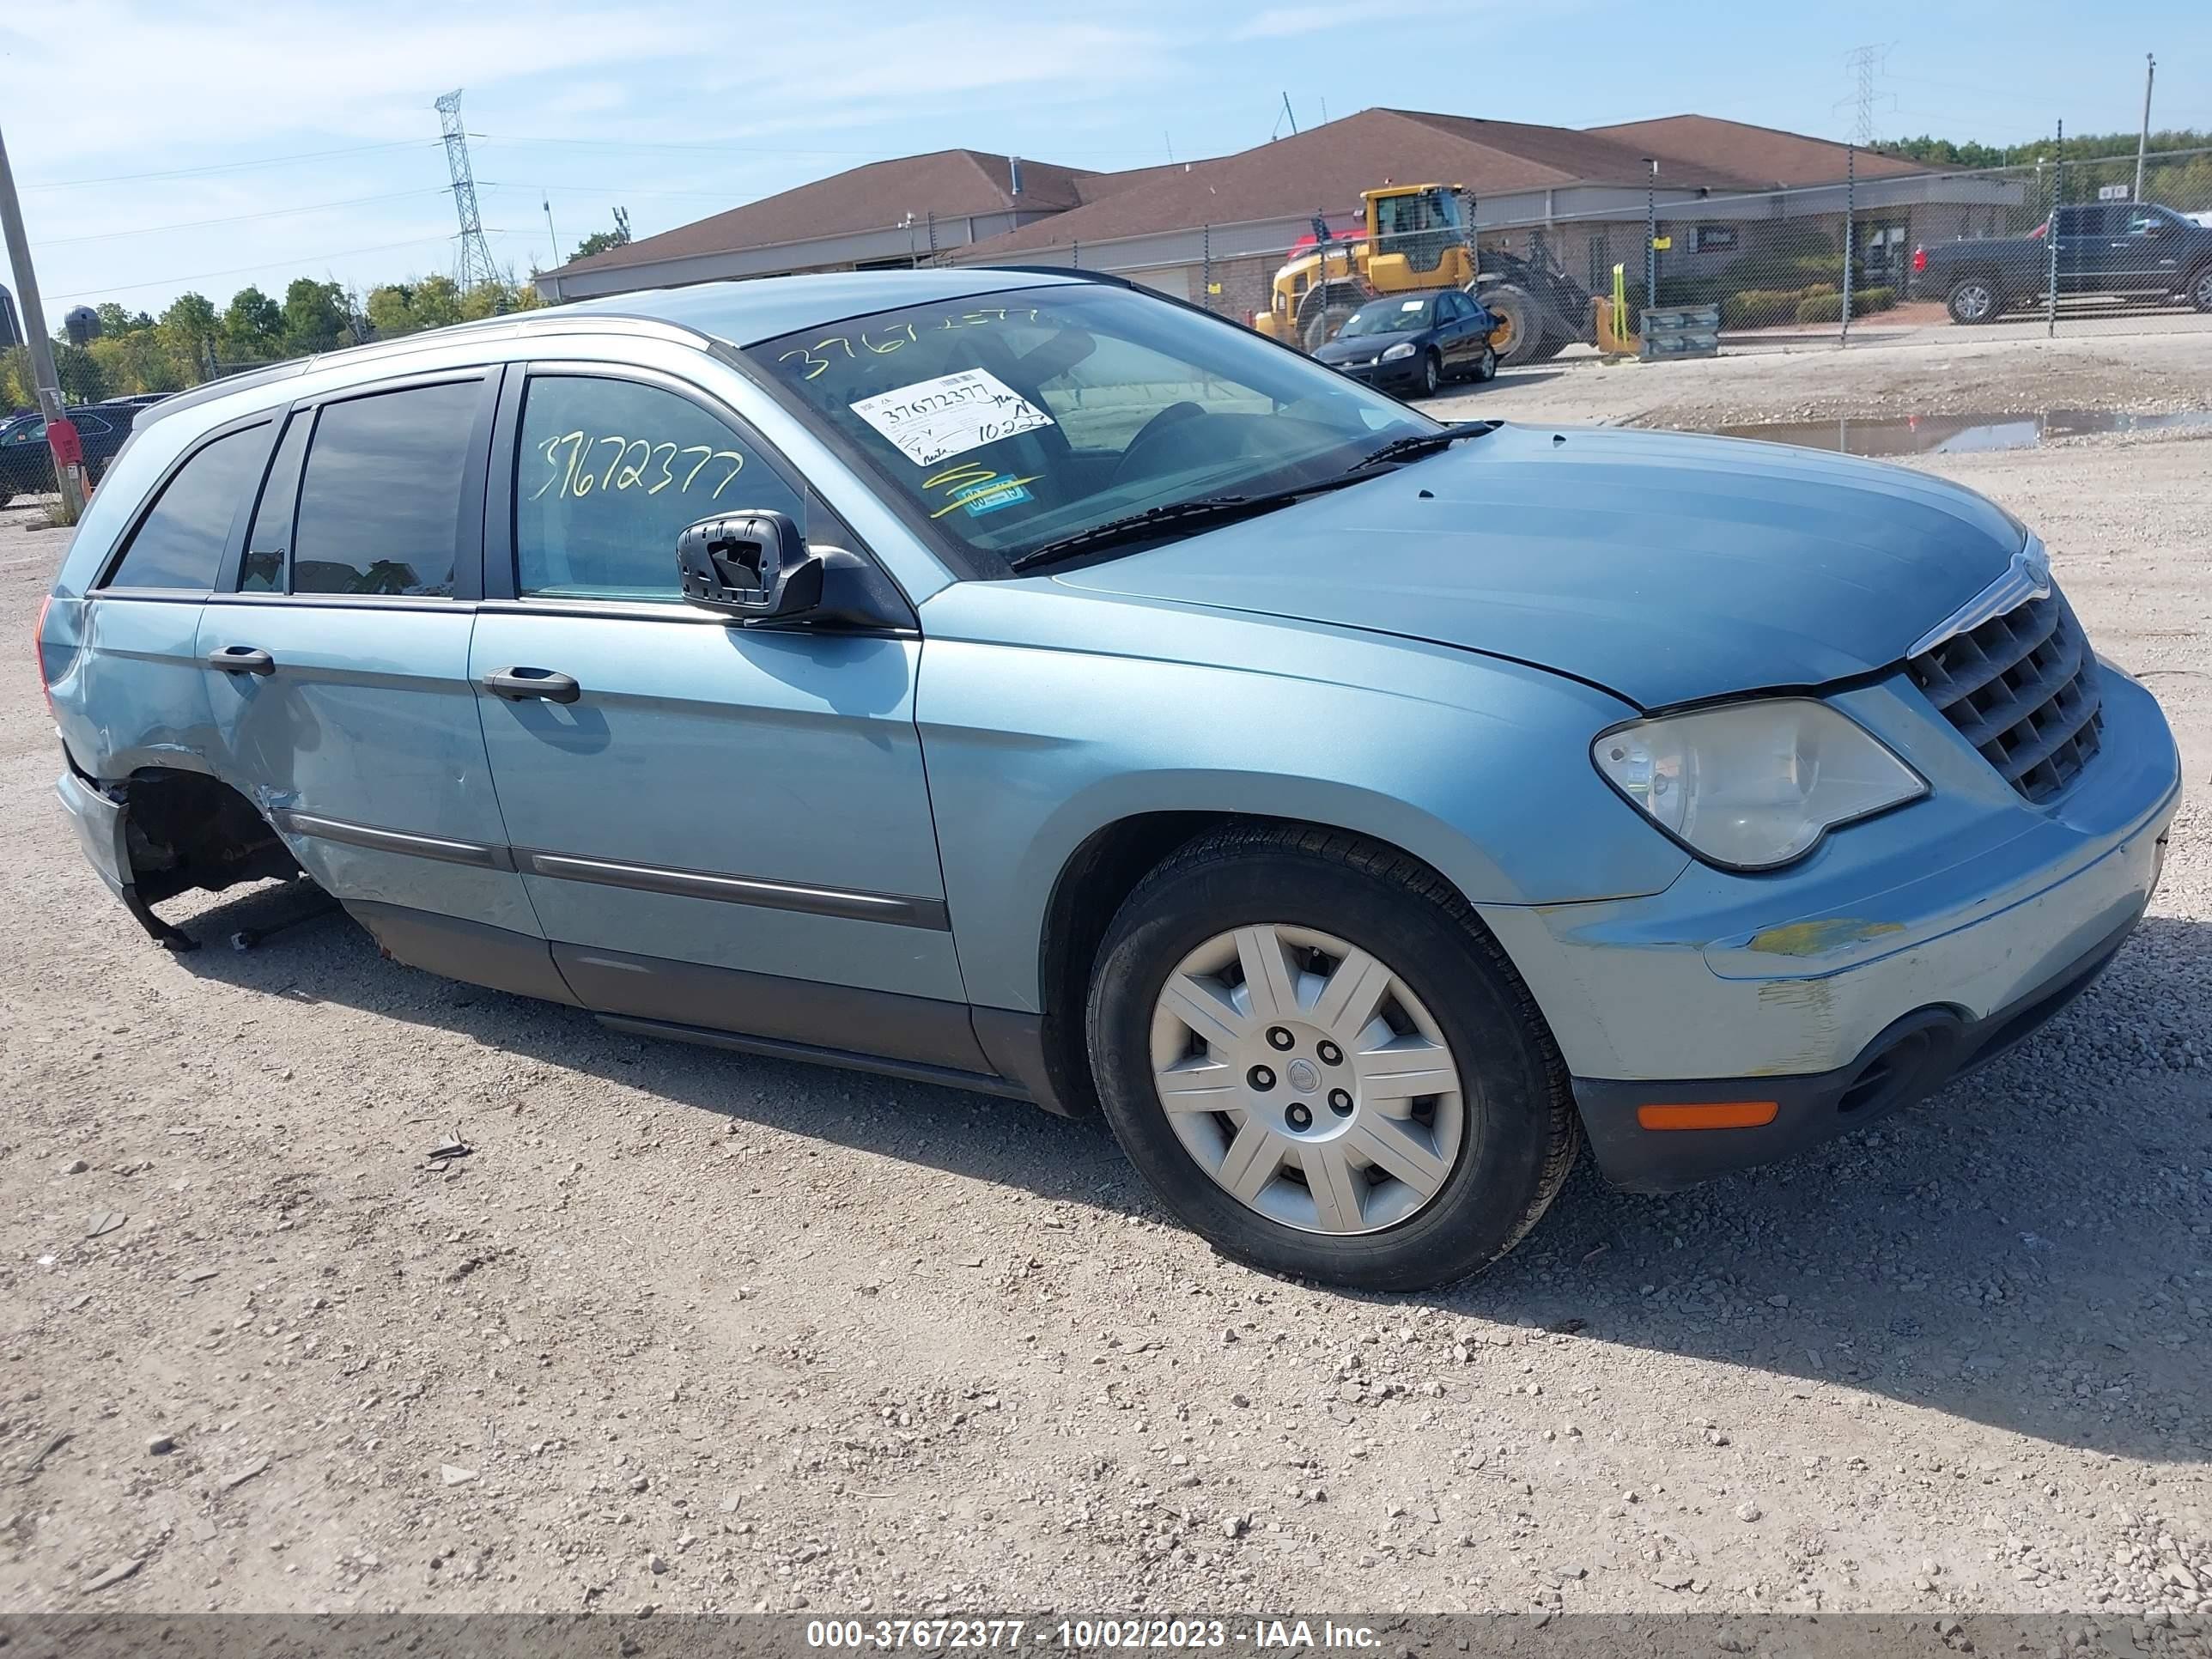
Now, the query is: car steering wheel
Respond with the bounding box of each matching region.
[1110,401,1208,486]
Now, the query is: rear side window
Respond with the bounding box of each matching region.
[291,380,482,597]
[104,424,270,592]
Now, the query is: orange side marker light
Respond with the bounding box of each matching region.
[1636,1100,1780,1131]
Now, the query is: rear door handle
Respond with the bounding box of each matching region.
[207,645,276,676]
[483,666,582,704]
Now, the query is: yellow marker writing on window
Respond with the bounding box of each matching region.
[532,429,746,501]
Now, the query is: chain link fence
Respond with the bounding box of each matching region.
[1612,143,2212,349]
[971,143,2212,364]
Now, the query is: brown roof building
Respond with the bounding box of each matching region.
[534,107,1978,315]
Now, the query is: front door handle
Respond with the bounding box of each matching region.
[207,645,276,676]
[483,666,582,704]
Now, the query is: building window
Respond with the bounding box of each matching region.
[1695,224,1737,253]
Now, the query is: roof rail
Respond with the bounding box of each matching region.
[131,312,718,433]
[969,264,1136,289]
[131,359,310,429]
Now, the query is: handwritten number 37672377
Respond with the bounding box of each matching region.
[532,430,746,501]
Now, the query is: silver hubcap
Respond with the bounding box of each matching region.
[1148,924,1466,1236]
[2196,271,2212,307]
[1956,285,1992,320]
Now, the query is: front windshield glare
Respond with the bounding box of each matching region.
[749,284,1440,569]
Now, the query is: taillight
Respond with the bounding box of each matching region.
[33,593,57,720]
[1911,246,1927,273]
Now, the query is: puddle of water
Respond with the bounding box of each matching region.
[1711,408,2212,457]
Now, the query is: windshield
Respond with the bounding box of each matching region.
[1339,297,1435,337]
[749,283,1440,571]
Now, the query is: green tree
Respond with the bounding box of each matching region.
[410,274,465,329]
[364,283,419,338]
[1,346,34,410]
[158,292,220,380]
[88,328,191,395]
[220,286,284,362]
[569,214,632,264]
[52,342,108,403]
[1877,127,2212,170]
[93,301,155,337]
[279,278,348,356]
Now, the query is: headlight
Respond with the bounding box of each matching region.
[1591,699,1926,871]
[1380,342,1417,362]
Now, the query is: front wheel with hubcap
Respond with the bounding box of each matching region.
[1086,827,1580,1291]
[1419,350,1441,397]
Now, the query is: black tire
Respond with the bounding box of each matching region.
[1085,824,1581,1291]
[1471,343,1498,383]
[1299,284,1364,352]
[1947,276,2001,325]
[1419,349,1441,398]
[1481,284,1547,367]
[2188,264,2212,314]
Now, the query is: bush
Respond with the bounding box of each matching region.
[1722,283,1837,330]
[1723,289,1800,329]
[1793,284,1897,324]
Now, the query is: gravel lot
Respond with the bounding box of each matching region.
[2,333,2206,1622]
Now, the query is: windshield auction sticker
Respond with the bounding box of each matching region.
[849,369,1054,468]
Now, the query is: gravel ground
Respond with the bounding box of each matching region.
[1,333,2206,1621]
[1430,328,2212,430]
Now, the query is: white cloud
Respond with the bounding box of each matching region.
[1227,1,1451,41]
[0,1,1175,312]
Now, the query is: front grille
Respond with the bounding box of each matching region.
[1907,590,2104,802]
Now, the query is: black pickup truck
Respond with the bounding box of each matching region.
[1915,203,2212,325]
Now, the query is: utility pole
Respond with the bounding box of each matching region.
[0,121,85,516]
[542,191,560,267]
[1643,158,1658,325]
[2134,53,2156,203]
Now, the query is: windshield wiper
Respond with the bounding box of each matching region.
[1007,422,1499,574]
[1009,483,1348,572]
[1345,421,1498,473]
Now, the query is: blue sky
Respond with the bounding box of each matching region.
[3,0,2206,319]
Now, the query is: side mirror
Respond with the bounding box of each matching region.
[676,510,823,622]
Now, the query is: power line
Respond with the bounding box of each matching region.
[48,234,459,301]
[23,140,441,191]
[483,181,769,202]
[471,131,1153,161]
[33,188,448,249]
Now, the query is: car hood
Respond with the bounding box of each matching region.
[1051,422,2026,709]
[1315,329,1421,361]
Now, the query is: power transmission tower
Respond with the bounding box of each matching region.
[1839,45,1894,146]
[434,89,501,297]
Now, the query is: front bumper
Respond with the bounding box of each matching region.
[1325,356,1423,389]
[1574,888,2155,1190]
[1481,664,2182,1190]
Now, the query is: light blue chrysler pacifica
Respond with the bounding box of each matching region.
[40,269,2180,1289]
